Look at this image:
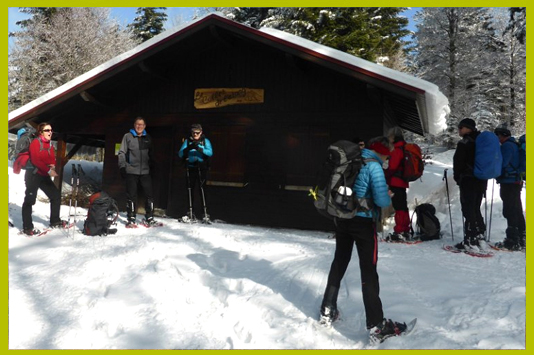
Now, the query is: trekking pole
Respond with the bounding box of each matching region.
[67,164,77,235]
[484,190,488,241]
[198,166,210,223]
[186,167,194,221]
[72,164,83,237]
[443,169,454,241]
[488,179,495,242]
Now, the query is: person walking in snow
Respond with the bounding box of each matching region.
[178,123,213,223]
[385,127,411,241]
[118,117,158,227]
[320,136,409,343]
[494,125,526,250]
[452,118,487,251]
[22,123,65,235]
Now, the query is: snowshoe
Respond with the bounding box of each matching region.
[125,220,138,229]
[141,218,164,228]
[369,318,416,344]
[319,306,340,327]
[179,215,198,224]
[21,228,43,237]
[201,215,212,224]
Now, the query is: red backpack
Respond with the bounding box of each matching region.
[401,143,424,182]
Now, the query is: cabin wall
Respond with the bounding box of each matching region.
[71,37,384,230]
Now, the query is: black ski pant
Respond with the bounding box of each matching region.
[22,169,61,230]
[125,173,154,221]
[459,177,487,241]
[186,166,208,217]
[322,216,383,329]
[499,183,525,235]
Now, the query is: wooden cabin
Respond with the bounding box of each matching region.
[8,14,448,231]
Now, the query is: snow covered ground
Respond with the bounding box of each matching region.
[8,149,526,349]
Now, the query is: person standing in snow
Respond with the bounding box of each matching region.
[178,123,213,223]
[385,127,411,241]
[452,118,487,251]
[320,136,409,343]
[494,125,526,250]
[118,117,158,227]
[22,123,66,235]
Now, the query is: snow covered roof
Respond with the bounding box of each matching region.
[8,12,449,135]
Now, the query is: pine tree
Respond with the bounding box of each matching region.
[129,7,168,42]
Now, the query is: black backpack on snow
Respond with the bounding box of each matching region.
[410,203,441,241]
[83,191,119,236]
[311,140,373,219]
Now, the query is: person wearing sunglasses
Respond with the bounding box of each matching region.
[22,123,65,235]
[118,117,158,227]
[178,123,213,223]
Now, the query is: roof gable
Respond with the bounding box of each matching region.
[8,12,448,135]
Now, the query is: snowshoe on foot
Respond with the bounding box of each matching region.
[50,220,69,229]
[125,219,138,228]
[369,318,408,344]
[319,306,340,326]
[22,228,42,236]
[180,214,197,224]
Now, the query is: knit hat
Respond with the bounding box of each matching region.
[494,124,511,137]
[458,118,476,131]
[191,123,203,131]
[369,141,391,156]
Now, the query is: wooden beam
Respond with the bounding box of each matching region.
[80,91,109,108]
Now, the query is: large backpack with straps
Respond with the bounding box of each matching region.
[311,140,372,219]
[399,143,424,182]
[83,191,119,236]
[410,203,441,241]
[13,127,37,174]
[474,131,503,180]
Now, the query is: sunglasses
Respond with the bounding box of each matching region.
[192,131,202,135]
[42,129,53,133]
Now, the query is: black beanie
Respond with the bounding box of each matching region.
[458,118,476,131]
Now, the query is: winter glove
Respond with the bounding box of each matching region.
[196,146,204,154]
[120,167,127,179]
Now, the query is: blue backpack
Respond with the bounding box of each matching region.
[474,131,503,180]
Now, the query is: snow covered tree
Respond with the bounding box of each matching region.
[8,7,139,111]
[128,7,168,42]
[413,8,513,146]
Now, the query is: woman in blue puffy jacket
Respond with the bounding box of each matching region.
[320,136,408,342]
[178,124,213,222]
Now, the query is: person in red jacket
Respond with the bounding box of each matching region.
[385,127,411,241]
[22,123,64,235]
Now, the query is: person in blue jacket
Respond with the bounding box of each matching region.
[319,136,408,343]
[494,125,525,250]
[178,124,213,222]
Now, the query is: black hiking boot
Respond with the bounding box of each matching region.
[50,220,68,229]
[319,306,340,326]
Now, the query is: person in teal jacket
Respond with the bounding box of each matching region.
[178,124,213,222]
[320,136,408,343]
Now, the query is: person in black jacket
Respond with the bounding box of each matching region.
[453,118,487,251]
[118,117,157,227]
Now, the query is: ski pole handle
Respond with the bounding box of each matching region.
[443,168,448,181]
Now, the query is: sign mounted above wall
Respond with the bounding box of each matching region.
[194,88,264,109]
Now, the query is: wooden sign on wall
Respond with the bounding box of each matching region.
[194,88,264,109]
